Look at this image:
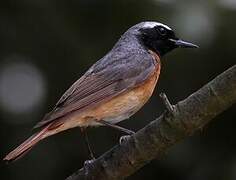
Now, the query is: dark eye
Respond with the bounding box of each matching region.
[158,27,167,36]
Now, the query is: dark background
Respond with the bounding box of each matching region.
[0,0,236,179]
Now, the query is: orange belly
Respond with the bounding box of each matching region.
[44,51,161,137]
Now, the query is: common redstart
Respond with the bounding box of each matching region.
[4,21,198,162]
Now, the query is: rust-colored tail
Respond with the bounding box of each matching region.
[3,124,50,162]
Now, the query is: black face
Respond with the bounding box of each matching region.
[138,24,198,56]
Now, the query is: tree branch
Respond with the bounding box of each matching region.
[66,65,236,180]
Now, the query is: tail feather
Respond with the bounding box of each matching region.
[3,124,50,162]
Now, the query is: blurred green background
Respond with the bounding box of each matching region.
[0,0,236,179]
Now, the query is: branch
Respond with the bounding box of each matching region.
[66,65,236,180]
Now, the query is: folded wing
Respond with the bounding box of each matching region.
[34,54,156,129]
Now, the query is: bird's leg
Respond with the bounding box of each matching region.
[94,120,135,144]
[159,92,175,115]
[80,127,95,161]
[94,119,135,135]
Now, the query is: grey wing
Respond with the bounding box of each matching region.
[34,53,156,129]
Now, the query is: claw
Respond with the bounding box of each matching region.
[84,158,95,167]
[119,135,131,145]
[84,158,96,175]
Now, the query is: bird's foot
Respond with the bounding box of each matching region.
[159,92,175,115]
[119,135,132,145]
[83,158,96,175]
[84,158,95,167]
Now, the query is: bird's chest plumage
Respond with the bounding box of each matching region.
[88,51,161,125]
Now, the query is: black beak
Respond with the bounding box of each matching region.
[169,39,199,48]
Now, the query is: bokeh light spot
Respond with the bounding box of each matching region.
[172,3,217,46]
[219,0,236,10]
[0,56,46,118]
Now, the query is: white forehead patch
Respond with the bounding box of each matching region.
[143,22,172,30]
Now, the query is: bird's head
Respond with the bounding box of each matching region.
[133,21,198,56]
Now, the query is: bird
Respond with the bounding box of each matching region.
[3,21,198,162]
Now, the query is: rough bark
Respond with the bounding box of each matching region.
[66,65,236,180]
